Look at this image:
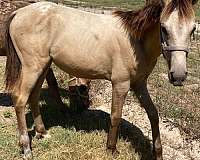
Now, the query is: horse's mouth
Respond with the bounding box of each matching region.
[168,73,184,86]
[171,80,184,86]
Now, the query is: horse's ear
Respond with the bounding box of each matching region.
[192,0,198,4]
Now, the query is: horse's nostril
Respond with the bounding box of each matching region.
[169,71,187,86]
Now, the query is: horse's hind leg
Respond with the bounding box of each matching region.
[13,65,49,159]
[46,68,67,112]
[29,66,51,139]
[133,82,163,160]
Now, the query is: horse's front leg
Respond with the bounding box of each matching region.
[133,82,163,160]
[107,80,130,153]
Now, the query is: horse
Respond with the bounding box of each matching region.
[0,0,90,110]
[4,0,198,159]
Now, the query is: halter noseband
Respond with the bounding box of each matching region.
[162,45,189,53]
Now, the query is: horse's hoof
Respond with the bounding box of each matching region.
[155,156,163,160]
[106,147,119,157]
[23,149,33,160]
[35,131,51,139]
[153,154,163,160]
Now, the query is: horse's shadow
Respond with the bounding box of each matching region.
[0,93,13,106]
[24,88,153,160]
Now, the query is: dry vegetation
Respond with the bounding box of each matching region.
[0,0,200,160]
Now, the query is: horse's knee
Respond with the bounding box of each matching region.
[12,90,28,106]
[14,100,27,114]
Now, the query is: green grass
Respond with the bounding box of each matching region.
[0,94,152,160]
[0,123,140,160]
[0,123,21,160]
[50,0,145,9]
[56,0,200,15]
[51,0,200,18]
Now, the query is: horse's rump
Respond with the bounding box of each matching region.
[0,0,36,48]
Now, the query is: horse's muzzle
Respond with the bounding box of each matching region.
[168,72,187,86]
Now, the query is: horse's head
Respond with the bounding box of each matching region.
[160,0,198,86]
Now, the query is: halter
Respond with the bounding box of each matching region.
[160,25,189,57]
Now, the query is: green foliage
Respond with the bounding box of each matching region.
[50,0,145,9]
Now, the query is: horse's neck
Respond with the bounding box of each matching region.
[128,22,161,79]
[138,23,161,64]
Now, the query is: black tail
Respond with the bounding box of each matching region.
[4,12,22,93]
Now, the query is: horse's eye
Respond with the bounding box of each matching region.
[161,26,168,36]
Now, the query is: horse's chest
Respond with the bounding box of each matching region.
[133,59,157,82]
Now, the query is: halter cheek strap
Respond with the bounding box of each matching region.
[160,25,189,55]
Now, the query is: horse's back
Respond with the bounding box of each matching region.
[10,1,117,50]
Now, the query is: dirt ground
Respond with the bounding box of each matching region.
[90,80,200,160]
[0,74,199,160]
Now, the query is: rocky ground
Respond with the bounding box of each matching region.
[0,79,199,160]
[90,80,200,160]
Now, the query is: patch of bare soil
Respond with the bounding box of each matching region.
[90,80,200,160]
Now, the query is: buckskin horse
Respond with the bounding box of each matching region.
[4,0,198,159]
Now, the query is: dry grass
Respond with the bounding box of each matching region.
[0,95,146,160]
[0,1,200,159]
